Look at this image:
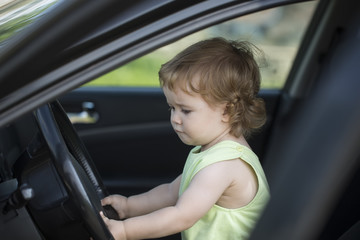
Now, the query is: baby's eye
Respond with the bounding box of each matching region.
[181,109,191,114]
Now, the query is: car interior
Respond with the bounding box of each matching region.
[0,0,359,240]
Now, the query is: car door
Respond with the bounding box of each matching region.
[59,1,318,198]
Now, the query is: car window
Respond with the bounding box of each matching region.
[85,1,318,89]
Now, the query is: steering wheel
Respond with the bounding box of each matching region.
[34,100,118,240]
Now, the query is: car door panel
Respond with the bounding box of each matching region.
[60,87,280,196]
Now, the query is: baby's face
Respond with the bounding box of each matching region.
[163,85,230,151]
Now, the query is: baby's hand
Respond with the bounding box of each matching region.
[101,195,128,219]
[100,211,127,240]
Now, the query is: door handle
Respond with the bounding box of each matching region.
[67,102,99,124]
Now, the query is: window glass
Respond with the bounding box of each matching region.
[86,1,318,89]
[0,0,57,46]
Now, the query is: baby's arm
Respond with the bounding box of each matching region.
[102,174,181,219]
[102,160,237,240]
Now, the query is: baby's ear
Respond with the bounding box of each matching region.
[222,113,230,123]
[222,103,230,123]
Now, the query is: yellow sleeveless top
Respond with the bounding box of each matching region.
[179,140,270,240]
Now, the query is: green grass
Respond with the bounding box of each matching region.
[86,54,163,87]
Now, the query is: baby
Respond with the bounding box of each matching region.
[101,37,270,240]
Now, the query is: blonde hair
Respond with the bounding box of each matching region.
[159,37,266,138]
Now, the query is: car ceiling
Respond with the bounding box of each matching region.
[0,0,301,128]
